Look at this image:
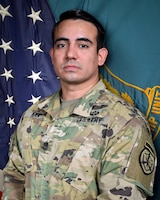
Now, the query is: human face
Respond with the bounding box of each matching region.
[50,19,108,86]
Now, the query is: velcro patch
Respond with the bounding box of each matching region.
[139,141,155,175]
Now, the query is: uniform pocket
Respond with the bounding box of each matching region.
[62,143,99,193]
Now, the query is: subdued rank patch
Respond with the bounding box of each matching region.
[139,141,155,175]
[90,104,108,116]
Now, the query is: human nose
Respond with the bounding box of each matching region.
[66,44,77,60]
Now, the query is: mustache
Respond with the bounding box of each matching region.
[61,60,82,69]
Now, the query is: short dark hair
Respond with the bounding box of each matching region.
[52,9,105,51]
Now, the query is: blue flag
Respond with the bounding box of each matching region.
[48,0,160,199]
[0,0,60,169]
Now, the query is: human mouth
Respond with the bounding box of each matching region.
[63,65,79,71]
[62,61,82,71]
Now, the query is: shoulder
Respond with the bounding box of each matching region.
[22,92,59,118]
[96,86,150,133]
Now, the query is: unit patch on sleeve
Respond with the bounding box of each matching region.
[139,141,155,175]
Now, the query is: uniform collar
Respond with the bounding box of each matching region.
[38,80,106,119]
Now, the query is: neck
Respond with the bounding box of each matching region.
[61,79,99,100]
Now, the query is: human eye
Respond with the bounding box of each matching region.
[79,43,89,48]
[56,43,66,48]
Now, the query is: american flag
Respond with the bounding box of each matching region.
[0,0,60,169]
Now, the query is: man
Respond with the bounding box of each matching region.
[2,9,156,199]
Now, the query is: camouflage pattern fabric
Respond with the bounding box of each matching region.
[2,80,156,200]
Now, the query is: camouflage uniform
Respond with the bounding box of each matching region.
[2,80,156,200]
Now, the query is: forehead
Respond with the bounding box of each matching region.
[54,19,98,40]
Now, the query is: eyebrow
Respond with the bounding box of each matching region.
[77,38,93,44]
[54,37,68,44]
[54,37,93,45]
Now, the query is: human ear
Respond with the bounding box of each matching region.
[98,48,108,66]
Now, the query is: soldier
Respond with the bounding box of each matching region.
[2,9,157,200]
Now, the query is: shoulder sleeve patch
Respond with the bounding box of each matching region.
[139,141,155,175]
[125,127,156,195]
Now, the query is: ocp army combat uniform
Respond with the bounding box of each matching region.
[2,80,156,200]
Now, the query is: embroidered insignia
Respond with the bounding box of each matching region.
[139,141,155,175]
[145,86,160,140]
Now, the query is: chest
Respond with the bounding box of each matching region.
[23,114,112,169]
